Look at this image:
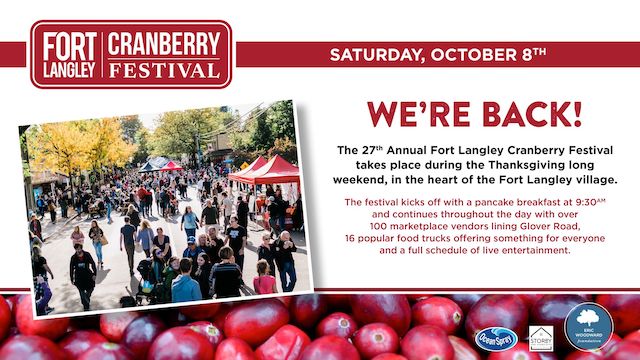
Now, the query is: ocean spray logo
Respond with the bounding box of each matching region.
[475,327,518,352]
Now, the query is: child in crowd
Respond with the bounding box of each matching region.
[253,259,277,295]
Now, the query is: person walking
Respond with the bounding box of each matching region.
[36,196,46,218]
[88,220,105,268]
[237,196,249,229]
[224,216,247,272]
[104,192,113,224]
[137,220,154,258]
[267,196,280,239]
[273,231,297,292]
[70,226,85,248]
[127,204,141,231]
[59,194,68,219]
[200,199,218,231]
[221,192,233,230]
[120,216,138,276]
[70,243,97,311]
[171,258,202,303]
[29,214,43,243]
[257,232,276,277]
[207,227,225,264]
[153,227,172,262]
[47,198,57,224]
[180,206,199,238]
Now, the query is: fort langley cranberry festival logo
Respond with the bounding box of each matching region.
[30,20,232,89]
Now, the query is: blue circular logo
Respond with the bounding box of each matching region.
[564,302,614,351]
[474,327,518,352]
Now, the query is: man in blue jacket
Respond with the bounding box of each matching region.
[171,258,202,303]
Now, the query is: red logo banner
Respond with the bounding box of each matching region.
[30,20,232,89]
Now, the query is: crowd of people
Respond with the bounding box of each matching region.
[29,165,305,313]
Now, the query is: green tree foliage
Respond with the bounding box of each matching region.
[133,127,151,164]
[119,115,142,143]
[150,107,229,163]
[249,108,272,153]
[230,100,298,164]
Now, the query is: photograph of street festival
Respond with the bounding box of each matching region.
[21,100,311,317]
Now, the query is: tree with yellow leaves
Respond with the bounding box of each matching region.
[26,118,135,196]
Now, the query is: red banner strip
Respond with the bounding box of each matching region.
[236,42,640,67]
[0,42,27,67]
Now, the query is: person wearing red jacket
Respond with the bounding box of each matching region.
[137,186,150,218]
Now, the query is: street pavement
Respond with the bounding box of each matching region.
[40,185,310,315]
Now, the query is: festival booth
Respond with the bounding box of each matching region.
[138,161,161,173]
[231,155,301,231]
[159,160,183,172]
[138,157,183,173]
[228,156,267,182]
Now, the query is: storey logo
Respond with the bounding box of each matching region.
[30,20,232,88]
[475,327,518,352]
[529,325,554,352]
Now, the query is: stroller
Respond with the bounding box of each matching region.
[135,259,159,305]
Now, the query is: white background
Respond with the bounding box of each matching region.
[2,1,639,290]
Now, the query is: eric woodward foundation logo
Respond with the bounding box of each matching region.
[30,20,232,89]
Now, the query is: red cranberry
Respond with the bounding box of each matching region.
[15,295,70,340]
[224,298,290,347]
[0,335,67,360]
[99,311,140,342]
[603,340,640,359]
[351,295,411,336]
[178,303,221,320]
[77,342,133,360]
[299,335,360,360]
[290,294,329,330]
[214,338,255,360]
[371,355,408,360]
[445,294,485,313]
[316,312,358,339]
[530,295,586,351]
[448,335,481,360]
[255,324,311,360]
[352,322,400,359]
[186,321,224,350]
[0,296,12,340]
[596,295,640,336]
[147,327,214,360]
[465,295,528,342]
[412,296,463,335]
[58,330,107,359]
[486,342,541,360]
[400,325,454,360]
[121,315,167,359]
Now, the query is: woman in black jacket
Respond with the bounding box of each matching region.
[194,253,212,299]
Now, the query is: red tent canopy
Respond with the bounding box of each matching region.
[228,156,267,181]
[159,161,184,172]
[234,154,300,185]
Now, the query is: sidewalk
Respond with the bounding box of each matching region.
[30,208,80,241]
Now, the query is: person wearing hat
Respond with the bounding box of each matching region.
[182,236,204,277]
[267,196,280,239]
[70,243,97,311]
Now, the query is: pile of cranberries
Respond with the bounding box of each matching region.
[1,293,640,359]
